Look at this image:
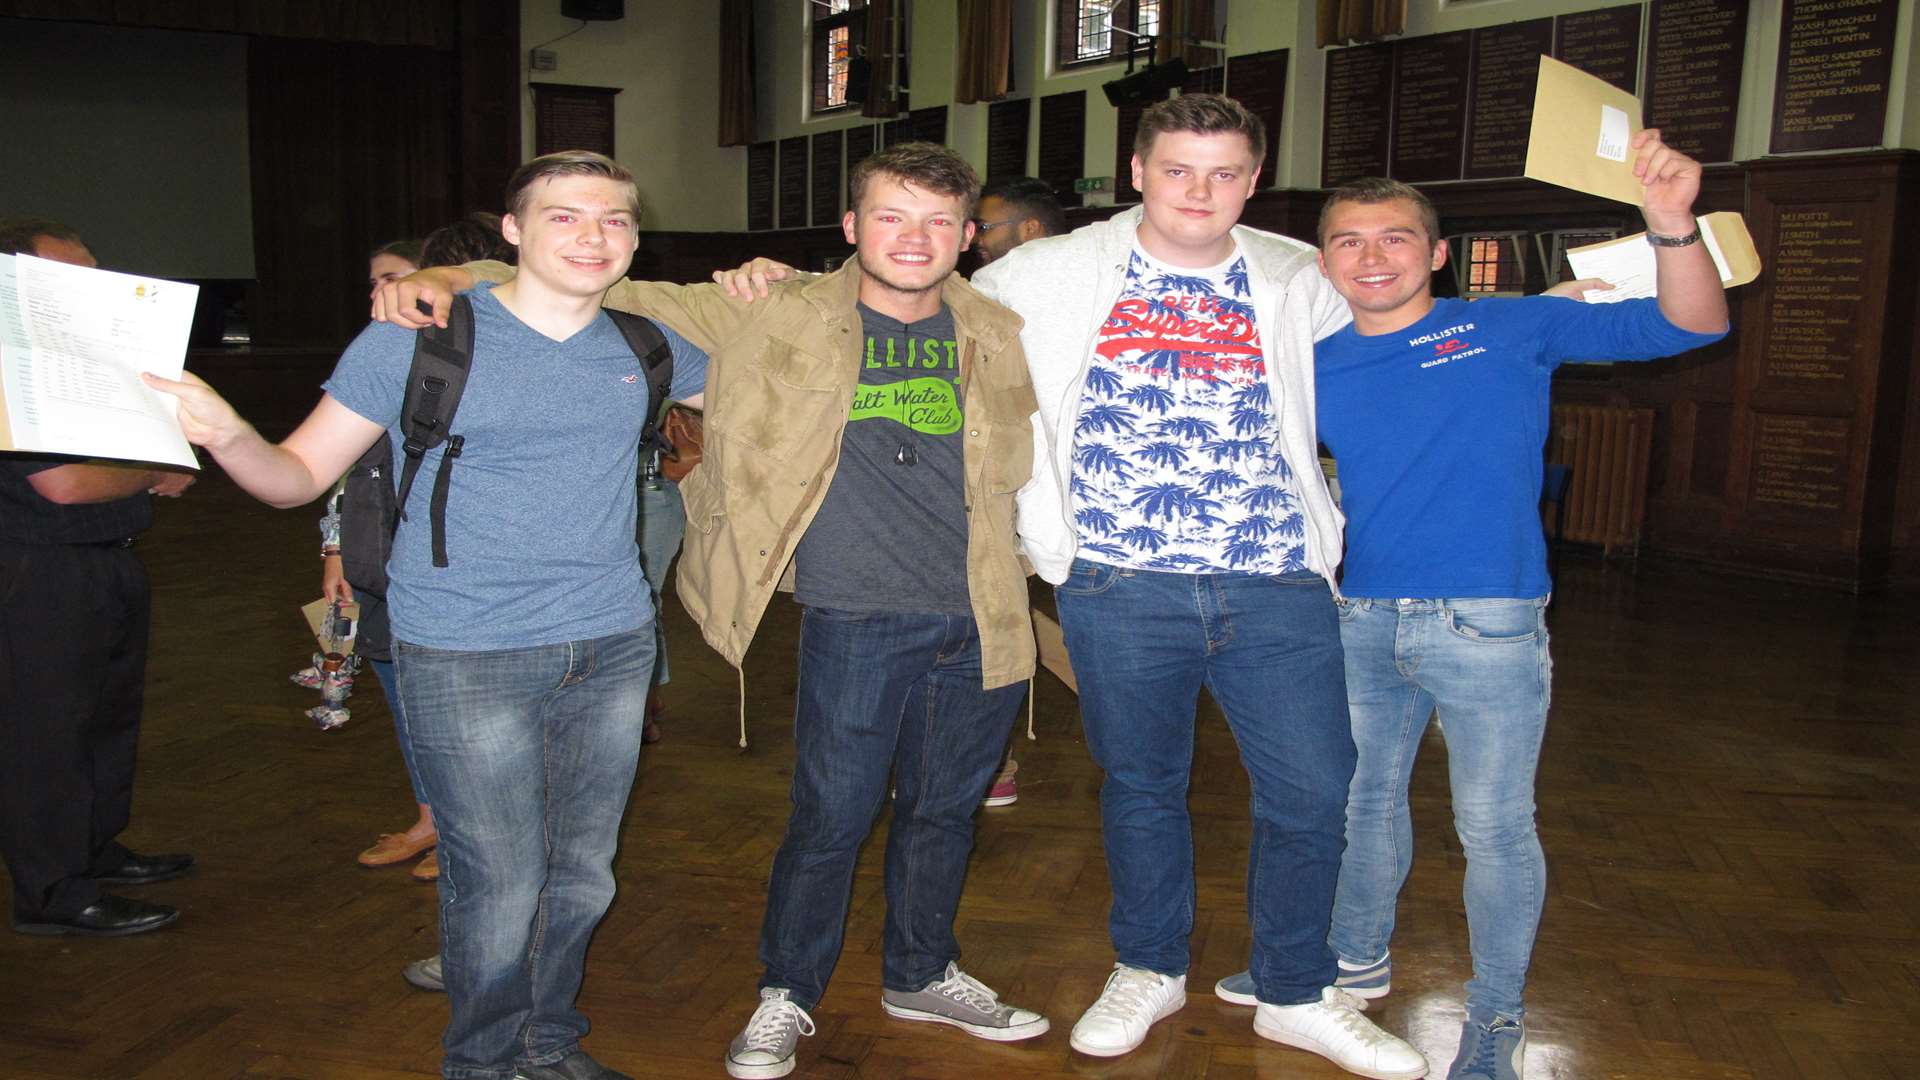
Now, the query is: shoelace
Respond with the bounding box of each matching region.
[1084,969,1164,1021]
[740,996,816,1051]
[932,969,1001,1013]
[1322,989,1398,1046]
[1458,1019,1516,1077]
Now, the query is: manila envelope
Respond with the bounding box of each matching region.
[301,596,361,654]
[1524,55,1646,207]
[1566,211,1764,299]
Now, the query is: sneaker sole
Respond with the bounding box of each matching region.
[724,1056,796,1080]
[981,793,1018,806]
[1251,1019,1426,1080]
[1068,993,1186,1057]
[402,969,445,992]
[880,1000,1049,1041]
[1215,979,1383,1010]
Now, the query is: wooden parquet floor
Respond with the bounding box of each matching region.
[5,470,1919,1079]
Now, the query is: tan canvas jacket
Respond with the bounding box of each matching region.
[466,260,1040,690]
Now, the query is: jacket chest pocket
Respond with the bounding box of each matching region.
[708,337,847,460]
[973,361,1038,494]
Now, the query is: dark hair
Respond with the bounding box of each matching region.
[503,150,640,222]
[848,142,981,212]
[0,217,86,257]
[978,176,1067,239]
[1133,93,1266,169]
[1318,177,1441,247]
[422,212,514,266]
[368,238,424,266]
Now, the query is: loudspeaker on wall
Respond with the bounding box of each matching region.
[561,0,623,20]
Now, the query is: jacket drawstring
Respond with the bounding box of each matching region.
[737,665,749,748]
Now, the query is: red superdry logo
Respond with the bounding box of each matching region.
[1434,338,1468,356]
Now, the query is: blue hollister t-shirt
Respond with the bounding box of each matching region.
[1315,296,1723,600]
[323,284,709,650]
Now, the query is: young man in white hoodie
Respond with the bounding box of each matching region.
[968,94,1424,1079]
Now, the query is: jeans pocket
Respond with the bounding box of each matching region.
[1054,560,1121,596]
[1445,601,1541,644]
[1334,596,1361,622]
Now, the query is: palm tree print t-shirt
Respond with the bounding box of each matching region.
[1069,245,1307,574]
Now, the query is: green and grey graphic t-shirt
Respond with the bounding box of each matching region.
[792,302,972,616]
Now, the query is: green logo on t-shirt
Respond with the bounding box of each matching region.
[850,376,962,434]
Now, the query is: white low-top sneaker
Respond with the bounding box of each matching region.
[1253,986,1429,1080]
[725,987,816,1079]
[1068,964,1187,1058]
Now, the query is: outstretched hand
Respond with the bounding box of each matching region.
[713,257,799,301]
[141,370,254,452]
[1545,277,1616,302]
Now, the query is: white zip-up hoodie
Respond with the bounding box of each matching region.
[973,204,1354,586]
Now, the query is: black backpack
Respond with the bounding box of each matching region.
[339,295,675,605]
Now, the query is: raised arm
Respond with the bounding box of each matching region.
[1631,128,1729,334]
[140,373,386,509]
[372,261,758,357]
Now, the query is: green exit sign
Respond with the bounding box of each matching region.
[1072,176,1113,193]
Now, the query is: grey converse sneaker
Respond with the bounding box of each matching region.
[1449,1014,1525,1079]
[402,954,444,992]
[1214,953,1390,1009]
[726,988,815,1080]
[880,962,1050,1041]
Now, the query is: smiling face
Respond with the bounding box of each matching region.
[1130,129,1261,267]
[843,174,976,319]
[500,174,639,300]
[1317,196,1449,335]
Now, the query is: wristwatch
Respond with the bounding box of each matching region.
[1645,226,1701,248]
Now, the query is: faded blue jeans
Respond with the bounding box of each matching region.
[394,628,652,1080]
[636,472,685,686]
[758,607,1024,1011]
[1054,560,1355,1006]
[1327,596,1551,1023]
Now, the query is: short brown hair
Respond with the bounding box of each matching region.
[1133,93,1266,168]
[848,142,981,213]
[1318,177,1441,247]
[503,150,641,222]
[0,217,85,257]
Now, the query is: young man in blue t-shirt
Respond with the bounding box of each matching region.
[146,152,708,1080]
[1307,134,1728,1078]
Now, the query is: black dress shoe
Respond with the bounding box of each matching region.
[13,894,180,937]
[92,850,194,885]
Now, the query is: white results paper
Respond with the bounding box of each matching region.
[0,253,200,468]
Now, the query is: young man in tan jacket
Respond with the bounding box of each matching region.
[377,143,1046,1080]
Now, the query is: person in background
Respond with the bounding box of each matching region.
[968,175,1066,807]
[1,217,197,938]
[369,238,424,293]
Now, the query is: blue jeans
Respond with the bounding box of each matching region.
[637,475,686,686]
[366,657,426,804]
[1328,596,1551,1023]
[758,607,1024,1011]
[1053,560,1354,1006]
[394,629,653,1080]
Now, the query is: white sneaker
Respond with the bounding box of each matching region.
[725,987,816,1079]
[1253,986,1429,1080]
[1068,964,1187,1058]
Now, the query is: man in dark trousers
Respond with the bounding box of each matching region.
[0,217,196,937]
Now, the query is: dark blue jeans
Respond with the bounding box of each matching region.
[758,607,1025,1011]
[1054,560,1355,1006]
[394,629,652,1080]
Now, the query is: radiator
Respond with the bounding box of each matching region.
[1547,404,1654,557]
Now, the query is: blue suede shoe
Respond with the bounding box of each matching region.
[1449,1014,1525,1080]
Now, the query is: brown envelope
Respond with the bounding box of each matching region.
[1523,55,1647,206]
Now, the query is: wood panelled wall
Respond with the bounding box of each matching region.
[637,150,1920,592]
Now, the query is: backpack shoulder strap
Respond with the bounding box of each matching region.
[394,293,475,568]
[606,310,675,452]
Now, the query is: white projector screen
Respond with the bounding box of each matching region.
[0,17,254,279]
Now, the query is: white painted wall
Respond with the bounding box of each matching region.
[520,0,744,230]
